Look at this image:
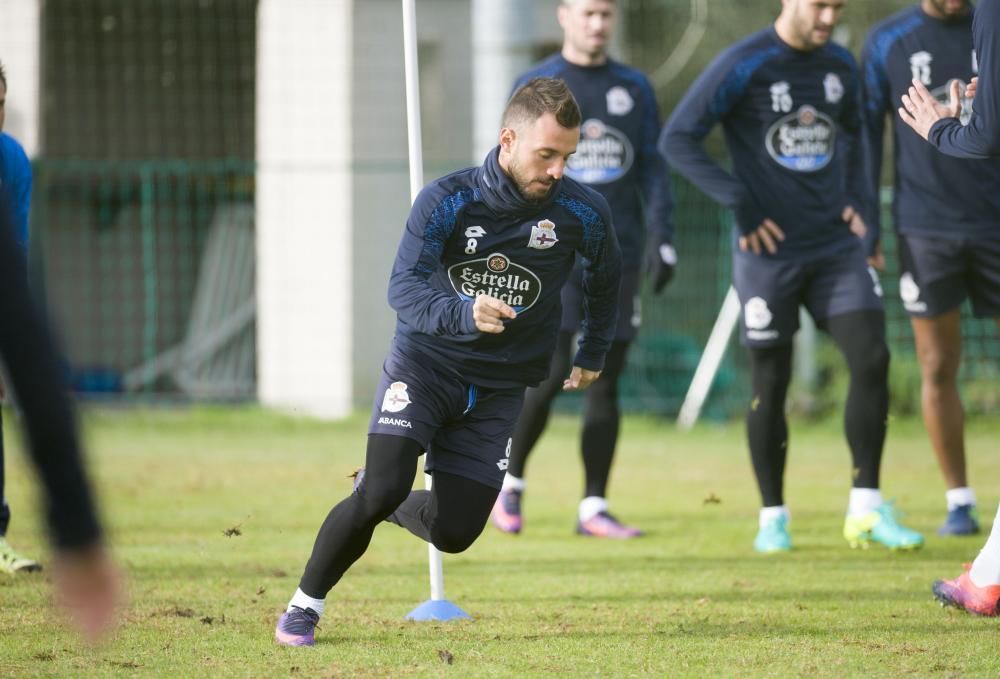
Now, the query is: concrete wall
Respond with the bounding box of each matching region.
[257,0,354,418]
[0,0,41,155]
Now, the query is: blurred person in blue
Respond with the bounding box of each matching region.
[898,0,1000,617]
[491,0,675,540]
[662,0,924,553]
[0,188,121,642]
[861,0,995,538]
[0,59,39,574]
[275,78,622,646]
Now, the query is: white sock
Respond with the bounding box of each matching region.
[970,502,1000,588]
[759,505,789,529]
[847,488,883,518]
[946,487,977,511]
[501,474,526,493]
[579,496,609,521]
[288,588,325,617]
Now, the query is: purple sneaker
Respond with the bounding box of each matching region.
[491,489,523,534]
[576,511,643,539]
[275,606,320,646]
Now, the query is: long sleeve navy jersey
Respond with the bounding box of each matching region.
[862,5,1000,240]
[388,147,622,388]
[513,55,673,267]
[929,0,1000,157]
[0,132,31,253]
[661,27,868,259]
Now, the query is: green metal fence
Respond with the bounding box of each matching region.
[32,160,256,400]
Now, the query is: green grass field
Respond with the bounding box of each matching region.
[1,408,999,677]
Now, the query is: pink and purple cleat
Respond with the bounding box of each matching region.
[576,511,644,539]
[490,489,523,534]
[275,606,320,646]
[933,567,1000,617]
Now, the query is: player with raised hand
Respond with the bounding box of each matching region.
[861,0,997,537]
[0,59,40,575]
[491,0,674,540]
[275,77,622,646]
[899,0,1000,157]
[661,0,923,553]
[897,0,1000,616]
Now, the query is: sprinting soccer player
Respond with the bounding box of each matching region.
[861,0,997,537]
[898,0,1000,616]
[0,194,121,642]
[0,60,41,574]
[275,77,622,646]
[491,0,675,539]
[661,0,924,553]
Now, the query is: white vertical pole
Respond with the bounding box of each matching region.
[401,0,446,604]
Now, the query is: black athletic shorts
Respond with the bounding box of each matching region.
[368,343,525,489]
[732,240,884,347]
[897,232,1000,319]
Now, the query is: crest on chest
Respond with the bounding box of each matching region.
[528,219,559,250]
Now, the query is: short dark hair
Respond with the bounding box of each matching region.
[502,77,581,131]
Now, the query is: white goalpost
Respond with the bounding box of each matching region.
[400,0,470,623]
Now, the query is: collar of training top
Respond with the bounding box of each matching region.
[477,145,563,218]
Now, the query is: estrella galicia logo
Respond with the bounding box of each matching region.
[448,253,542,313]
[565,118,634,185]
[765,105,836,172]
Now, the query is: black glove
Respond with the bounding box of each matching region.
[646,242,677,294]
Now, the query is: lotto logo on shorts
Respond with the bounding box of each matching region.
[867,267,884,298]
[381,381,412,413]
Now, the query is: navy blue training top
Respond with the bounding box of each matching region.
[388,147,622,388]
[514,55,673,267]
[862,4,1000,240]
[0,132,31,252]
[929,0,1000,157]
[661,27,868,258]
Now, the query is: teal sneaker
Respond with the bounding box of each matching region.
[0,537,41,574]
[754,515,792,553]
[843,502,923,551]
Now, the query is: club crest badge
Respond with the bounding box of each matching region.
[528,219,558,250]
[381,381,411,413]
[744,297,773,330]
[823,72,844,104]
[606,86,634,116]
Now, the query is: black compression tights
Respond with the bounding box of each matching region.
[826,310,889,490]
[506,332,630,498]
[298,434,499,599]
[747,310,889,507]
[746,343,793,508]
